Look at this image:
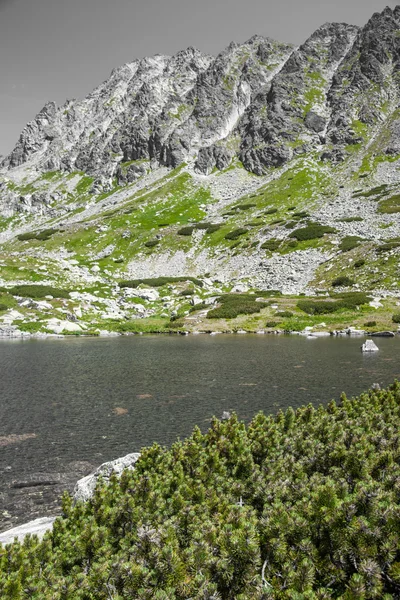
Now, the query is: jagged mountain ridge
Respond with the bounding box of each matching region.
[4,6,400,182]
[1,37,293,181]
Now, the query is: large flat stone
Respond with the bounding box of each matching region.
[0,517,56,545]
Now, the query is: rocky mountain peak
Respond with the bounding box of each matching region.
[2,6,400,178]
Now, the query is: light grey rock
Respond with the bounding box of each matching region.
[136,288,160,301]
[221,411,232,420]
[361,339,379,352]
[73,452,141,502]
[0,517,56,545]
[304,111,326,133]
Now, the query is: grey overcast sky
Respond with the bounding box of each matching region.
[0,0,398,155]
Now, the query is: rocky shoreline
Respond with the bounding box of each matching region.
[1,323,398,340]
[0,454,140,545]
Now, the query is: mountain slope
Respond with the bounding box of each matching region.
[1,7,400,335]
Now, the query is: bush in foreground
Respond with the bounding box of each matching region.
[2,383,400,598]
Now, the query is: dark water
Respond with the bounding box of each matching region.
[1,334,400,528]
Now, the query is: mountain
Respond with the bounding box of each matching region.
[1,6,400,336]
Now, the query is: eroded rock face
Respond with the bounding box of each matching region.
[1,38,292,177]
[2,7,400,179]
[239,22,360,173]
[326,6,400,160]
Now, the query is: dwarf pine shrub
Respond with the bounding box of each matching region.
[3,383,400,598]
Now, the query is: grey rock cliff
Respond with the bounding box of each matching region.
[1,38,293,177]
[4,8,400,178]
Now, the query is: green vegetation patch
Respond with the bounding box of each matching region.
[354,259,366,268]
[353,184,388,198]
[178,223,221,236]
[144,239,160,248]
[261,239,281,251]
[189,302,208,313]
[207,293,268,319]
[224,228,248,241]
[339,236,364,252]
[377,241,400,252]
[339,216,363,223]
[177,226,196,236]
[17,228,59,242]
[289,223,336,241]
[331,276,355,287]
[378,194,400,213]
[3,383,400,597]
[298,292,371,314]
[364,320,377,327]
[235,203,257,211]
[120,277,203,288]
[9,285,70,299]
[292,211,310,218]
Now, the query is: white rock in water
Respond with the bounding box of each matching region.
[73,453,141,502]
[0,517,56,545]
[361,339,379,353]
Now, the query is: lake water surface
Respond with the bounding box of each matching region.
[1,334,400,528]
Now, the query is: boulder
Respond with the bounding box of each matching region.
[361,339,379,353]
[347,327,366,336]
[304,111,326,133]
[0,517,56,545]
[137,289,159,302]
[73,453,141,502]
[46,319,82,334]
[370,331,395,337]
